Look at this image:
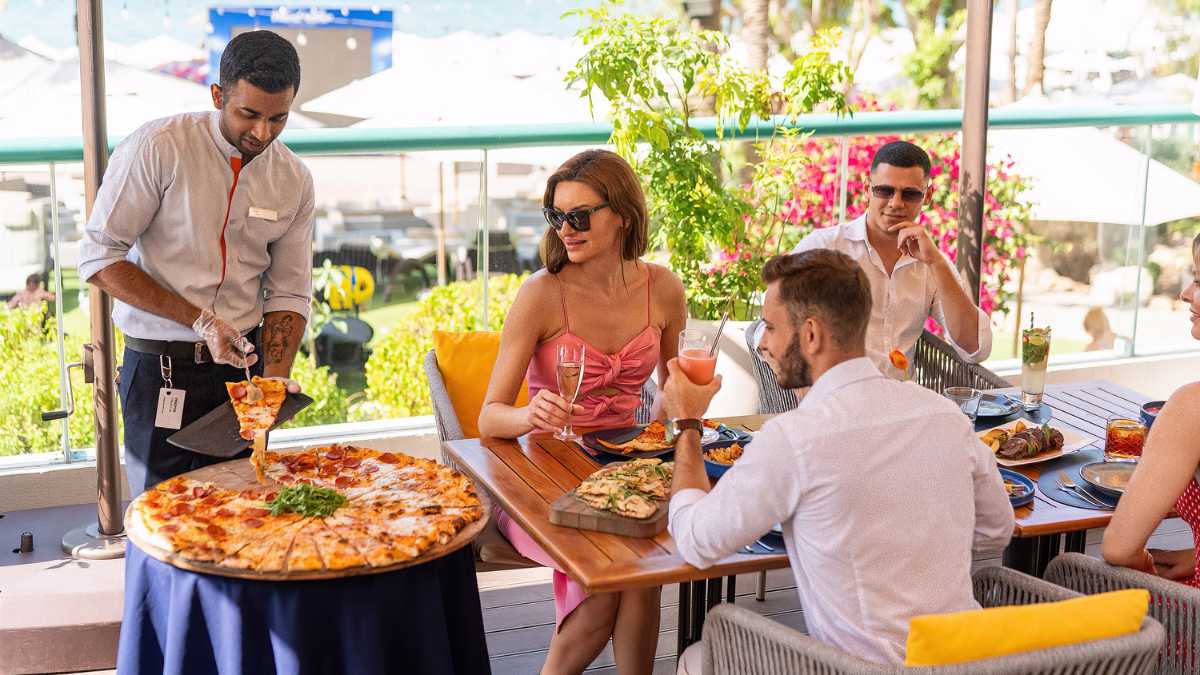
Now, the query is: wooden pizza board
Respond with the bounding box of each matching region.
[548,489,668,538]
[124,456,489,581]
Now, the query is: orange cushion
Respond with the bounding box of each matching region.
[432,331,528,438]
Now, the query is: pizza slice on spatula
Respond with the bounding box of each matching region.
[226,377,287,482]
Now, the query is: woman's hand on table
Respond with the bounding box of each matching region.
[1149,548,1195,580]
[525,390,584,433]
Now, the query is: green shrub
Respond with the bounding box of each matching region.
[362,274,527,419]
[0,304,111,456]
[282,356,350,429]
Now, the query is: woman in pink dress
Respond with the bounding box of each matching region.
[478,149,687,675]
[1103,232,1200,583]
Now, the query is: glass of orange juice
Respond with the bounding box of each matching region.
[678,329,717,385]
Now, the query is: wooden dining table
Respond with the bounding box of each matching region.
[442,414,787,656]
[443,379,1154,657]
[996,379,1154,576]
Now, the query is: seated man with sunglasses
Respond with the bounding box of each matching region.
[786,140,991,378]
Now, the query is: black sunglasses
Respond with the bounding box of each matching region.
[542,203,609,232]
[870,184,926,204]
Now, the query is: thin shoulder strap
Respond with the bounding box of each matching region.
[555,273,571,332]
[645,263,653,328]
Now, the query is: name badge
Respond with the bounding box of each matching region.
[155,388,186,429]
[248,206,278,221]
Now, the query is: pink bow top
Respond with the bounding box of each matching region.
[526,269,661,429]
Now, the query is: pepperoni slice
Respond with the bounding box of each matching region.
[324,448,345,461]
[243,507,270,518]
[231,384,246,399]
[239,489,262,500]
[216,509,235,518]
[319,465,340,478]
[263,491,278,502]
[364,464,380,474]
[243,518,265,528]
[168,482,188,494]
[334,475,353,488]
[342,458,361,468]
[206,524,226,538]
[377,452,399,464]
[159,524,179,533]
[168,502,193,516]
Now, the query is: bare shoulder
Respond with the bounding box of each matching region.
[646,262,686,301]
[1163,383,1200,421]
[510,269,560,312]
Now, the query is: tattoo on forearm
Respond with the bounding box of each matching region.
[264,314,295,365]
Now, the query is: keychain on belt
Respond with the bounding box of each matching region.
[154,354,186,430]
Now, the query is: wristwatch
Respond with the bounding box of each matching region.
[670,418,705,440]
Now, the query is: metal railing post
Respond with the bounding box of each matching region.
[479,148,489,328]
[957,0,994,303]
[1128,125,1153,357]
[62,0,125,559]
[49,162,71,463]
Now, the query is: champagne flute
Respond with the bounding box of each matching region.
[555,344,585,441]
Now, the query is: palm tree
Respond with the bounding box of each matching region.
[1023,0,1053,97]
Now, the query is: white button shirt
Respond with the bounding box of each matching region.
[669,357,1013,665]
[792,215,992,377]
[78,111,314,341]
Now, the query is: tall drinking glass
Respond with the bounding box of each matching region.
[555,344,585,441]
[678,329,717,385]
[1020,326,1051,411]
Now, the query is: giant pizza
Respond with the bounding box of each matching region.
[125,445,486,579]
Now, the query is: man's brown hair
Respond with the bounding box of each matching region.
[540,149,648,273]
[761,249,872,349]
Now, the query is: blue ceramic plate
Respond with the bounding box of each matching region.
[976,393,1022,419]
[703,439,750,479]
[999,468,1035,508]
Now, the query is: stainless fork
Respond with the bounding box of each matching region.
[1057,471,1107,508]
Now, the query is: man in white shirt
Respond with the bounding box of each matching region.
[786,140,992,379]
[666,249,1013,671]
[78,31,313,494]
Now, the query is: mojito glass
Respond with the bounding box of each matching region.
[1020,327,1051,410]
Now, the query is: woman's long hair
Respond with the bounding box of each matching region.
[540,149,648,274]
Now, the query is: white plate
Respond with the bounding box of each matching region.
[977,420,1095,467]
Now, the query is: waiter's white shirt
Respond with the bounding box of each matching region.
[791,214,992,377]
[669,357,1014,665]
[78,111,314,342]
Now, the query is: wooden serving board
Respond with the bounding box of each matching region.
[124,456,489,581]
[548,489,668,538]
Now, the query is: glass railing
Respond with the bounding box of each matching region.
[2,104,1198,465]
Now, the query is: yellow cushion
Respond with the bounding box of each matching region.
[432,331,528,439]
[905,589,1149,666]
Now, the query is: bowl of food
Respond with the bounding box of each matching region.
[1140,401,1165,430]
[1079,461,1134,498]
[703,441,746,479]
[998,468,1035,508]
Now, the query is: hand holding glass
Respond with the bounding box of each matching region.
[677,329,717,385]
[555,344,585,441]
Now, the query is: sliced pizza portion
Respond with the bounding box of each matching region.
[226,376,287,441]
[310,519,368,570]
[284,520,326,573]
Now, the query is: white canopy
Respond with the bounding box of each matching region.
[0,37,320,139]
[988,126,1200,226]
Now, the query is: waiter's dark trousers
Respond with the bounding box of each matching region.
[118,346,262,495]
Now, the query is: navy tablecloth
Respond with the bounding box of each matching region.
[117,544,491,675]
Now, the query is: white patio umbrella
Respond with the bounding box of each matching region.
[0,53,321,138]
[988,126,1200,226]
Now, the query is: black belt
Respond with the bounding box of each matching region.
[126,328,259,364]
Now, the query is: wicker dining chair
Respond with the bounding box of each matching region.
[744,320,1010,415]
[700,565,1164,675]
[1046,552,1200,675]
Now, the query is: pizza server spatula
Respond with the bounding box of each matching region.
[167,392,314,458]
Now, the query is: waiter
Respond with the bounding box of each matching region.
[78,30,313,495]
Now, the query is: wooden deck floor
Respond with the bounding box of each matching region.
[477,519,1195,674]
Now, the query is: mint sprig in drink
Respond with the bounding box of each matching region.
[1020,324,1051,411]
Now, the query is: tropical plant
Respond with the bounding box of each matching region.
[567,0,852,319]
